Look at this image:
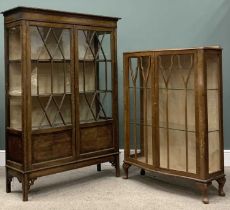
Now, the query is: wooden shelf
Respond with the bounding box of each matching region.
[8,59,21,63]
[78,59,112,63]
[31,92,72,97]
[32,124,72,134]
[79,90,112,94]
[31,59,71,63]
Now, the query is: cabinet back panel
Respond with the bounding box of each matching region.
[32,130,72,163]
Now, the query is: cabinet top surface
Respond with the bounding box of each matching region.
[2,6,121,21]
[124,46,222,55]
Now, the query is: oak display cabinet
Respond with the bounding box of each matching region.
[123,47,225,204]
[3,7,120,201]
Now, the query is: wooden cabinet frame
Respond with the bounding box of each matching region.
[3,7,120,201]
[123,47,225,204]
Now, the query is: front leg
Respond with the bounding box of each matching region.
[216,176,226,196]
[123,162,131,179]
[109,155,120,177]
[115,155,120,177]
[196,182,211,204]
[6,168,12,193]
[22,174,29,202]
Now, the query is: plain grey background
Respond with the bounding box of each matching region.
[0,0,230,149]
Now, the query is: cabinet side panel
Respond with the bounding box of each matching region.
[205,51,222,174]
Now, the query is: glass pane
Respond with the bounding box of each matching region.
[207,90,219,131]
[10,97,22,129]
[159,128,167,168]
[8,26,22,130]
[128,56,152,164]
[98,33,111,60]
[9,27,21,60]
[188,132,196,173]
[206,52,221,173]
[79,62,96,92]
[9,63,21,95]
[169,130,186,171]
[79,94,96,122]
[78,30,112,122]
[168,90,185,130]
[30,26,70,60]
[206,53,219,89]
[209,131,221,173]
[78,30,95,60]
[30,26,72,129]
[99,62,112,91]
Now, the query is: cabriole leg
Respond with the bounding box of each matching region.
[216,176,226,196]
[197,182,211,204]
[123,162,131,179]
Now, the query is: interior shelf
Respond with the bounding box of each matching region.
[78,59,112,63]
[31,59,71,63]
[79,90,112,94]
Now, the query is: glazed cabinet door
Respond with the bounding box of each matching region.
[156,51,198,177]
[5,24,24,165]
[28,22,76,168]
[124,53,155,167]
[205,50,224,175]
[76,27,116,158]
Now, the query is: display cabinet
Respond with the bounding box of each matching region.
[3,7,120,201]
[123,47,225,204]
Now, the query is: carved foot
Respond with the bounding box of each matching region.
[97,164,101,172]
[140,169,145,176]
[28,178,37,191]
[216,176,226,196]
[123,162,131,179]
[197,182,211,204]
[109,155,120,177]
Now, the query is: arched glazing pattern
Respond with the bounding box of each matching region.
[158,53,196,173]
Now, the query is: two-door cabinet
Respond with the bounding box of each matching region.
[3,7,120,201]
[123,47,226,204]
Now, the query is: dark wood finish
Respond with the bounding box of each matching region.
[7,132,23,163]
[123,47,225,204]
[3,7,120,201]
[32,130,72,163]
[80,124,113,154]
[216,176,226,196]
